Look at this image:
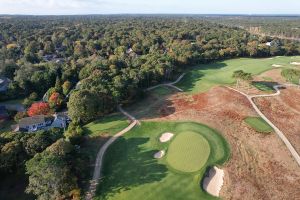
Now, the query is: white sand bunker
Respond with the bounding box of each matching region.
[159,132,174,142]
[291,62,300,65]
[154,150,165,159]
[272,64,282,67]
[203,166,224,197]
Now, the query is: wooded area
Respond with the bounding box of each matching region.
[0,15,300,200]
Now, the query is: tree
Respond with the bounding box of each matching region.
[23,92,38,107]
[21,129,62,157]
[55,76,62,93]
[64,122,84,145]
[0,141,23,172]
[48,92,63,109]
[27,102,50,117]
[232,70,253,87]
[25,139,79,200]
[68,90,114,123]
[62,80,72,96]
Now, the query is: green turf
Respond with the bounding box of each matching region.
[251,82,274,91]
[83,113,128,137]
[176,56,300,94]
[244,117,273,133]
[95,121,230,200]
[166,131,210,173]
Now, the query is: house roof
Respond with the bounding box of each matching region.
[19,115,51,127]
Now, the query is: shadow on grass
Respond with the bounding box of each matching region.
[96,137,168,199]
[251,81,280,91]
[126,88,177,120]
[176,62,227,92]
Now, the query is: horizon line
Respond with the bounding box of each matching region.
[1,13,300,17]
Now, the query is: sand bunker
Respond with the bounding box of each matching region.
[154,150,165,159]
[203,166,224,197]
[291,62,300,65]
[272,64,282,67]
[159,132,174,142]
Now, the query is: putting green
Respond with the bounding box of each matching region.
[166,131,210,173]
[96,122,230,200]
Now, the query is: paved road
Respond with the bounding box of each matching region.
[0,103,25,112]
[227,84,300,167]
[145,73,186,92]
[85,106,139,200]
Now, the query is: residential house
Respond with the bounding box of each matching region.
[14,113,70,132]
[17,115,53,132]
[0,77,10,92]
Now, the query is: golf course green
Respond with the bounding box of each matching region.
[95,121,230,200]
[166,131,210,173]
[176,56,300,93]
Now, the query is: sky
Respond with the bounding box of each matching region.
[0,0,299,15]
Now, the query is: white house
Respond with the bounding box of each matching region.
[14,113,70,132]
[17,115,53,132]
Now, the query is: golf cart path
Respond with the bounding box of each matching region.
[86,74,185,199]
[145,73,186,92]
[86,106,139,200]
[227,84,300,166]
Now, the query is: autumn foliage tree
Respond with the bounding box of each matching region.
[48,92,63,109]
[27,102,50,117]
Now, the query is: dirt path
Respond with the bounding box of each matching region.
[227,84,300,166]
[85,106,139,200]
[145,73,185,92]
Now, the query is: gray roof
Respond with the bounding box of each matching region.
[19,115,51,127]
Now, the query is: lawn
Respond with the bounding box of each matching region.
[95,121,230,200]
[83,113,128,137]
[244,117,273,133]
[176,56,300,94]
[80,113,129,191]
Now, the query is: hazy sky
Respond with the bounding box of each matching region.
[0,0,299,15]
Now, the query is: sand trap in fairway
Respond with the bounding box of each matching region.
[154,150,165,159]
[203,166,224,197]
[291,62,300,65]
[159,132,174,142]
[272,64,282,67]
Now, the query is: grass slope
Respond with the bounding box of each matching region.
[84,113,128,137]
[95,121,230,200]
[80,113,129,190]
[244,117,273,133]
[166,131,210,173]
[177,56,300,94]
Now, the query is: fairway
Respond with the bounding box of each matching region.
[176,56,300,94]
[95,122,230,200]
[166,131,210,173]
[244,117,273,133]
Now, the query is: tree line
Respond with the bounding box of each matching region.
[1,15,299,123]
